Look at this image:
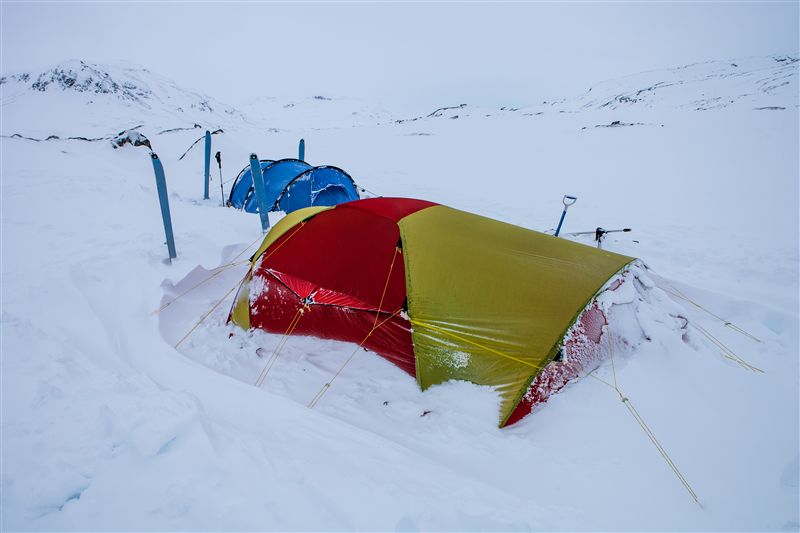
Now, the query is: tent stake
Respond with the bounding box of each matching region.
[150,153,177,261]
[249,153,271,232]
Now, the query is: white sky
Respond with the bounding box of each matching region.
[1,1,797,112]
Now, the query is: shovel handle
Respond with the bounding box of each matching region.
[562,195,577,208]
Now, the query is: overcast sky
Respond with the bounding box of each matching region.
[1,1,797,112]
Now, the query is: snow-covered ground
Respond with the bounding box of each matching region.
[1,56,798,531]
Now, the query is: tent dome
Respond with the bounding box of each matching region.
[229,198,633,426]
[227,159,360,214]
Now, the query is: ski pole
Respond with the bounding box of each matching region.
[215,151,224,205]
[554,195,577,237]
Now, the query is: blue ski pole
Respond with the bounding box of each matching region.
[203,130,211,200]
[249,153,271,232]
[150,153,177,261]
[554,195,577,237]
[298,138,305,162]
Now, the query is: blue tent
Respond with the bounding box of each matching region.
[275,166,361,213]
[227,159,273,212]
[228,159,360,214]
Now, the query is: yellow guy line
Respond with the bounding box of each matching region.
[413,316,701,505]
[151,233,264,315]
[650,272,761,343]
[589,328,700,505]
[152,260,250,315]
[174,284,239,349]
[308,308,402,409]
[172,220,312,350]
[307,248,404,409]
[372,247,400,330]
[409,319,540,370]
[259,221,307,264]
[255,307,305,387]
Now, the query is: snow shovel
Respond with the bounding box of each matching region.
[554,195,577,237]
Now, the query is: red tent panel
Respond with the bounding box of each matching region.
[261,207,407,314]
[249,270,416,375]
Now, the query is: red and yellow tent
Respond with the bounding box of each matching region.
[230,198,633,426]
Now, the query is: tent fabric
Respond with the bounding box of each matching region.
[227,160,273,212]
[227,159,360,215]
[274,166,360,214]
[230,197,633,426]
[261,159,313,206]
[230,205,334,330]
[398,205,632,424]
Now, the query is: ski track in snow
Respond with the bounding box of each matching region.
[1,55,798,531]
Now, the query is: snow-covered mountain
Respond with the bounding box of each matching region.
[544,54,798,112]
[3,54,796,138]
[0,60,246,137]
[1,54,798,531]
[387,55,798,124]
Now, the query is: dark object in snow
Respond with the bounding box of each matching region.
[112,129,151,150]
[215,151,225,204]
[157,124,203,135]
[568,227,632,249]
[427,104,467,118]
[395,104,468,124]
[3,132,105,143]
[583,120,647,129]
[178,129,223,160]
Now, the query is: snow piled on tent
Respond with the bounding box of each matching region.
[1,57,798,531]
